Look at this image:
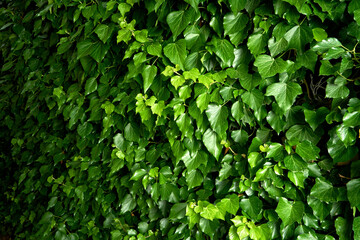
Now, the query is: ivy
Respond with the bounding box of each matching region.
[1,0,360,239]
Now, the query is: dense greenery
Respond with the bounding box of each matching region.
[1,0,360,239]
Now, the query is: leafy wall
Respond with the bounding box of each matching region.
[1,0,360,239]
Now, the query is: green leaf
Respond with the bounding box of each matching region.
[142,65,157,93]
[85,77,98,95]
[354,9,360,26]
[117,29,132,43]
[327,128,358,163]
[183,150,208,171]
[312,28,328,42]
[166,11,191,40]
[200,204,224,221]
[265,82,302,111]
[91,42,109,63]
[206,104,228,140]
[228,0,246,13]
[286,125,320,144]
[347,179,360,207]
[343,111,360,127]
[296,140,320,161]
[254,55,289,78]
[223,12,248,36]
[170,75,185,90]
[241,89,264,111]
[147,42,162,57]
[134,29,148,43]
[176,113,194,139]
[77,122,93,137]
[169,203,187,220]
[275,198,304,225]
[296,50,318,72]
[213,38,235,67]
[307,197,331,221]
[310,178,337,202]
[130,169,147,181]
[39,212,54,224]
[186,169,203,189]
[95,24,113,43]
[336,124,357,147]
[335,217,351,240]
[312,38,342,52]
[304,107,329,131]
[118,3,131,16]
[268,37,288,57]
[216,194,239,215]
[77,40,96,59]
[284,25,313,53]
[120,194,136,214]
[240,196,263,221]
[247,33,268,56]
[353,217,360,240]
[164,39,187,70]
[284,154,307,171]
[196,93,210,113]
[203,128,222,160]
[199,218,217,236]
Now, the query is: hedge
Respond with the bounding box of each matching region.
[1,0,360,239]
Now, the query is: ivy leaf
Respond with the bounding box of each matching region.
[284,154,307,171]
[169,203,187,220]
[312,38,342,52]
[296,50,318,72]
[275,198,305,225]
[347,179,360,207]
[312,28,328,42]
[212,38,235,67]
[343,111,360,127]
[286,125,320,144]
[353,217,360,240]
[296,140,320,161]
[307,197,331,221]
[90,42,109,63]
[164,39,187,70]
[183,150,208,171]
[166,11,191,40]
[196,93,210,113]
[170,75,185,90]
[268,37,288,57]
[120,194,136,214]
[228,0,246,13]
[241,89,264,111]
[186,169,203,189]
[77,39,96,59]
[176,113,194,139]
[203,128,222,160]
[205,104,229,140]
[304,107,329,131]
[95,24,113,43]
[147,42,162,57]
[265,82,302,111]
[216,195,239,215]
[254,55,289,78]
[142,65,157,93]
[199,218,217,237]
[310,178,337,202]
[240,196,263,221]
[200,204,224,221]
[284,25,313,53]
[85,77,98,95]
[247,33,268,56]
[335,217,352,240]
[223,12,248,36]
[327,128,358,163]
[336,124,357,147]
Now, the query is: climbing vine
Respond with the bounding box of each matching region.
[1,0,360,239]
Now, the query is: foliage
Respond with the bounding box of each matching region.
[1,0,360,239]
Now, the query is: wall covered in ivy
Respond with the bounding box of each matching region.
[1,0,360,239]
